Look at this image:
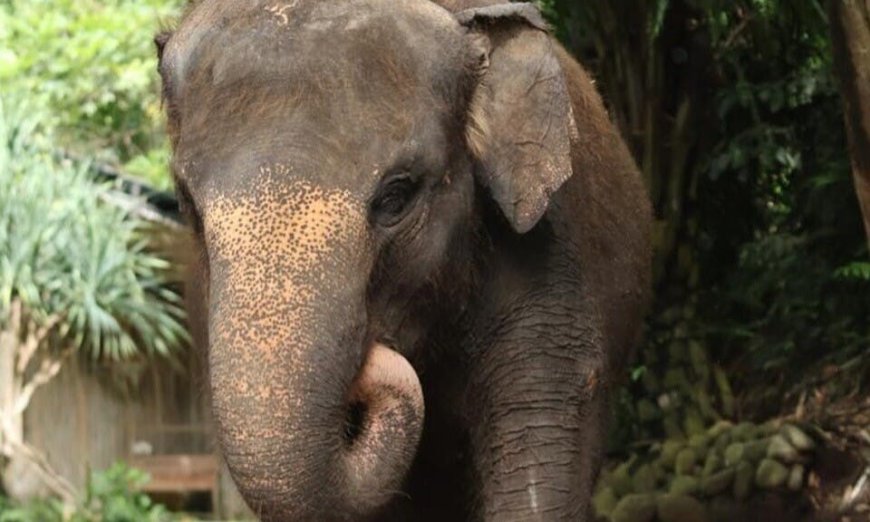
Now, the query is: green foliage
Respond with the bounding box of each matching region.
[544,0,868,447]
[0,92,188,360]
[0,0,181,189]
[0,463,176,522]
[834,262,870,281]
[0,496,63,522]
[709,232,869,406]
[72,463,172,522]
[688,1,870,401]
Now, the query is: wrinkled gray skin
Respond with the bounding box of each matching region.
[156,0,651,520]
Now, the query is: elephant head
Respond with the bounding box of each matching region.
[157,1,576,519]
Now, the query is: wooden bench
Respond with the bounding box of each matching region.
[128,454,220,510]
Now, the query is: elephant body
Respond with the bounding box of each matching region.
[157,1,651,520]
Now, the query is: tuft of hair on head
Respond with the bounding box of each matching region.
[463,36,492,160]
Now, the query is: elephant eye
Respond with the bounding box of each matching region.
[370,174,422,227]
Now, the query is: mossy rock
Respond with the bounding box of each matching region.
[732,461,754,501]
[723,443,744,467]
[731,422,756,441]
[688,434,710,454]
[610,462,635,497]
[743,439,769,462]
[712,432,731,455]
[787,464,805,491]
[707,420,733,439]
[759,420,780,436]
[611,493,657,522]
[701,467,735,496]
[669,475,700,496]
[701,453,722,478]
[593,486,618,518]
[657,493,708,522]
[632,464,659,493]
[675,448,698,475]
[767,434,800,463]
[659,440,684,470]
[756,458,788,489]
[781,424,815,451]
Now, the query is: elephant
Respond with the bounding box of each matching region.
[156,0,651,520]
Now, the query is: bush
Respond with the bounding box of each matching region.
[72,463,173,522]
[0,0,182,188]
[0,91,188,361]
[0,463,175,522]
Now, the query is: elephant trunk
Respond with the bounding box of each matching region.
[203,181,424,521]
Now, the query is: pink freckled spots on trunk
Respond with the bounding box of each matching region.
[256,385,272,401]
[204,175,363,359]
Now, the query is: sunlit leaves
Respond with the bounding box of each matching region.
[0,0,182,189]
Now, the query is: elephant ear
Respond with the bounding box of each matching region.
[457,3,576,234]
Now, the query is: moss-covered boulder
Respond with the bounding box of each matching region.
[611,494,657,522]
[743,439,769,462]
[593,486,618,519]
[675,448,698,475]
[781,424,815,451]
[657,493,708,522]
[632,464,659,493]
[701,467,735,496]
[787,464,805,491]
[701,453,722,478]
[767,434,800,463]
[756,458,789,489]
[659,440,684,470]
[724,442,745,467]
[670,475,700,496]
[611,462,635,497]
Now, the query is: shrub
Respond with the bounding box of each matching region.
[0,0,181,188]
[0,463,175,522]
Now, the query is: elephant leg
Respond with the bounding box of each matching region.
[469,324,608,521]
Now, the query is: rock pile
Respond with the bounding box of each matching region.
[593,420,817,522]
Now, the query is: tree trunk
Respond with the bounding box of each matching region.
[0,301,77,503]
[828,0,870,245]
[0,302,23,458]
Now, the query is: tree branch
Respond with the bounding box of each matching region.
[16,314,62,375]
[12,349,71,416]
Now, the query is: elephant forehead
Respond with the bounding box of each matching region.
[204,174,364,266]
